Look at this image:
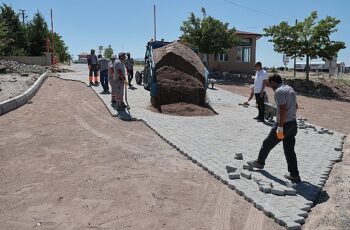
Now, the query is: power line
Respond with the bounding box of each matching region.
[222,0,290,21]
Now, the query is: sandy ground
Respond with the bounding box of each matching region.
[217,83,350,230]
[0,77,283,230]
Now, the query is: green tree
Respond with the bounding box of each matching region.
[0,21,10,55]
[264,11,346,81]
[103,45,113,59]
[27,11,49,56]
[53,32,70,62]
[180,7,238,66]
[0,4,27,55]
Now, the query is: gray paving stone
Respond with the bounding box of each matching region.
[243,164,253,171]
[228,172,240,179]
[240,171,252,180]
[271,187,285,196]
[284,187,297,196]
[225,165,237,173]
[285,221,301,230]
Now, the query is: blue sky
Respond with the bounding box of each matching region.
[2,0,349,67]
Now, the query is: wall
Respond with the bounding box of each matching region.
[0,53,52,66]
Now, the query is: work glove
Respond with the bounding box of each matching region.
[276,127,284,140]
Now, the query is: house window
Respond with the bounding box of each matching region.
[242,47,251,63]
[236,47,251,63]
[239,38,252,46]
[236,47,242,62]
[214,52,229,61]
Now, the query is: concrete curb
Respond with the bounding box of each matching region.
[0,71,49,116]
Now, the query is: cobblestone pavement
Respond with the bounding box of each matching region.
[59,64,345,229]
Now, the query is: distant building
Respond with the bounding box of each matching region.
[198,30,262,75]
[295,60,345,74]
[78,52,89,64]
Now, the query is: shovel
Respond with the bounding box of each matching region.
[124,82,130,110]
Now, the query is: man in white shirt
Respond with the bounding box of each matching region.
[253,62,268,122]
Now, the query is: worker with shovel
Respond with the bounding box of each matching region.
[113,52,128,111]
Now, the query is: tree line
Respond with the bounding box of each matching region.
[0,4,71,62]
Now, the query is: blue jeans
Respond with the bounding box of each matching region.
[257,120,299,177]
[100,70,108,91]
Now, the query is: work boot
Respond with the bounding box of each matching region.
[247,160,264,169]
[284,174,301,183]
[116,104,125,111]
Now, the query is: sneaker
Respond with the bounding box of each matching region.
[284,174,301,183]
[111,100,116,104]
[247,160,264,169]
[89,81,94,86]
[253,116,259,120]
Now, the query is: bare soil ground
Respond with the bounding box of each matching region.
[0,77,283,230]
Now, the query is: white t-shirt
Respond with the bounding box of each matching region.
[254,69,268,93]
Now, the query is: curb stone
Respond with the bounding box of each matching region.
[0,71,48,115]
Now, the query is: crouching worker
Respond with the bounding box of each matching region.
[113,52,128,111]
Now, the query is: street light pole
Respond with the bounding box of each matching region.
[19,9,26,24]
[293,19,297,78]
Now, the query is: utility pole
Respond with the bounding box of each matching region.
[153,4,156,41]
[19,9,26,24]
[293,19,297,78]
[51,9,55,65]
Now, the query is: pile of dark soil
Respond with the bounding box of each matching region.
[285,79,350,101]
[159,102,216,116]
[156,66,206,106]
[153,42,206,86]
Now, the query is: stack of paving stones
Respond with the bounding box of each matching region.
[59,66,346,230]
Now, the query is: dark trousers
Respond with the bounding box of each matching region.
[127,69,133,85]
[89,64,98,77]
[255,93,265,119]
[100,70,109,91]
[257,120,299,177]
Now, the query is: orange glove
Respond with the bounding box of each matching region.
[276,127,284,140]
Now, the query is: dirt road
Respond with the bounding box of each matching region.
[0,77,283,230]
